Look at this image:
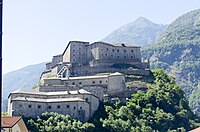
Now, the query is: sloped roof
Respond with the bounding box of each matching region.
[189,127,200,132]
[1,116,21,128]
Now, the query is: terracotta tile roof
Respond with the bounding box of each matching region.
[189,127,200,132]
[1,116,21,128]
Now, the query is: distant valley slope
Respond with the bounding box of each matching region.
[2,62,46,111]
[103,17,167,47]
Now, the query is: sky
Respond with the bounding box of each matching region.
[2,0,200,74]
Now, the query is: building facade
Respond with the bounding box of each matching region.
[41,41,149,78]
[8,89,99,122]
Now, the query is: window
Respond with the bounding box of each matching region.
[131,56,133,58]
[48,106,51,109]
[73,49,75,52]
[107,48,108,50]
[28,105,32,108]
[92,81,95,84]
[105,53,107,56]
[80,107,82,110]
[57,105,60,109]
[99,80,102,83]
[124,50,126,52]
[112,49,114,52]
[74,106,76,109]
[73,44,75,46]
[117,49,119,52]
[67,105,69,108]
[73,54,75,56]
[86,98,88,102]
[102,54,103,56]
[79,82,82,85]
[73,59,75,62]
[111,55,113,57]
[124,56,126,58]
[19,104,22,107]
[72,82,75,85]
[38,105,41,109]
[131,50,133,52]
[117,56,120,58]
[101,49,103,51]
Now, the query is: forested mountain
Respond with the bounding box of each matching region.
[103,17,166,47]
[142,9,200,115]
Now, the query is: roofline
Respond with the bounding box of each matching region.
[2,116,22,128]
[62,41,90,56]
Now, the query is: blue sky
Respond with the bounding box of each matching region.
[3,0,200,74]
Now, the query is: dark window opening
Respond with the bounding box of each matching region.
[124,50,126,52]
[48,106,51,109]
[112,49,114,52]
[28,105,32,108]
[57,105,60,109]
[72,82,75,85]
[86,98,88,102]
[79,82,82,85]
[92,81,95,84]
[74,106,76,109]
[117,49,119,52]
[80,107,82,110]
[131,50,133,52]
[19,104,22,107]
[38,105,41,109]
[67,105,69,108]
[100,80,102,83]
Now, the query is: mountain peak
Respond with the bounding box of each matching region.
[102,17,166,47]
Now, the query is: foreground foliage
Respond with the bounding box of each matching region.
[100,69,200,132]
[27,112,95,132]
[27,69,200,132]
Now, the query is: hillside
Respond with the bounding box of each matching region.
[2,62,46,111]
[142,9,200,115]
[103,17,166,47]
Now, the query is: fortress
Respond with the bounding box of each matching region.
[8,41,150,122]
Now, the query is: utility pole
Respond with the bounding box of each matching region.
[0,0,3,128]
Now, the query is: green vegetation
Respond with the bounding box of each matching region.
[1,112,8,116]
[27,112,95,132]
[27,69,200,132]
[142,9,200,116]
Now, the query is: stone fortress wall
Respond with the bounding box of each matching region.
[8,89,99,122]
[8,41,150,121]
[42,41,149,78]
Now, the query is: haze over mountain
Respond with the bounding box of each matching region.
[103,17,167,47]
[2,62,46,111]
[142,9,200,115]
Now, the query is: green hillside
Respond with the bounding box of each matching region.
[142,9,200,116]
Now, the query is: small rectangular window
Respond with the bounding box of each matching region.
[28,105,32,108]
[48,106,51,109]
[57,105,60,109]
[117,49,119,52]
[38,105,41,109]
[72,82,75,85]
[92,81,95,84]
[67,105,70,108]
[99,80,102,83]
[79,82,82,85]
[80,107,82,110]
[74,106,76,109]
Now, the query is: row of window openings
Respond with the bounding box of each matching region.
[103,54,135,58]
[70,80,104,85]
[102,49,135,53]
[24,104,83,110]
